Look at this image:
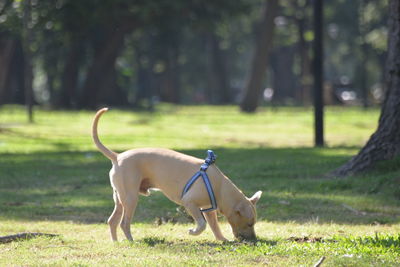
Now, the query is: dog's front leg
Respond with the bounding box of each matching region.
[182,196,206,236]
[203,210,228,241]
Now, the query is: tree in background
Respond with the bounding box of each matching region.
[22,0,34,122]
[240,0,278,112]
[0,32,16,104]
[331,0,400,177]
[324,0,388,106]
[0,0,27,106]
[269,0,312,105]
[0,0,390,110]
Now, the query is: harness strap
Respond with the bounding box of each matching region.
[182,150,217,212]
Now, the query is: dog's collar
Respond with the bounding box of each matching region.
[182,150,217,212]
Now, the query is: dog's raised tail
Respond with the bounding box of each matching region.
[92,108,118,162]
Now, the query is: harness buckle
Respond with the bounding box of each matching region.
[200,150,216,171]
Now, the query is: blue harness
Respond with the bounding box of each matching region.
[182,150,217,212]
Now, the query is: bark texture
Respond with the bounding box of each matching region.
[330,0,400,177]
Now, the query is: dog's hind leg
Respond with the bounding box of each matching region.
[182,195,207,236]
[108,190,123,241]
[203,210,227,241]
[118,190,139,241]
[116,172,141,241]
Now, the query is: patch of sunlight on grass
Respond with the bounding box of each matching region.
[0,105,380,153]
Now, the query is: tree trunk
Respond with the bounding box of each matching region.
[296,1,312,105]
[271,46,297,104]
[59,40,83,108]
[79,26,129,109]
[0,37,15,104]
[134,50,153,109]
[313,0,324,147]
[9,40,25,104]
[23,0,34,123]
[160,45,180,104]
[208,33,231,104]
[358,0,370,108]
[99,65,129,106]
[358,42,369,108]
[240,0,278,112]
[330,0,400,177]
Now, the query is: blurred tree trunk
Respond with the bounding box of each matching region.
[0,39,25,104]
[358,42,369,108]
[59,39,83,108]
[330,0,400,177]
[10,41,26,104]
[240,0,278,112]
[209,33,231,104]
[358,0,370,108]
[296,0,312,105]
[313,0,324,147]
[271,46,297,104]
[134,50,154,109]
[45,64,57,106]
[160,45,180,104]
[41,30,60,107]
[23,0,34,123]
[79,26,129,109]
[0,36,15,104]
[99,65,129,106]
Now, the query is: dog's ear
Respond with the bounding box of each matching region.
[249,191,262,205]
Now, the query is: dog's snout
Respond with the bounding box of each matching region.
[234,229,257,241]
[238,234,257,241]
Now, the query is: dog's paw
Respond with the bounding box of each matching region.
[188,222,206,236]
[189,228,201,236]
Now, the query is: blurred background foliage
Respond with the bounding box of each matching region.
[0,0,389,110]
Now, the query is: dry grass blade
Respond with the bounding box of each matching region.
[313,256,326,267]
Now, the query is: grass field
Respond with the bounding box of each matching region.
[0,105,399,266]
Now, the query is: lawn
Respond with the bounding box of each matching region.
[0,105,399,266]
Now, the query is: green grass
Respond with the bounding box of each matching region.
[0,104,399,266]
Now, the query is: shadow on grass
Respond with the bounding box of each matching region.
[0,148,399,225]
[134,236,278,249]
[0,127,77,151]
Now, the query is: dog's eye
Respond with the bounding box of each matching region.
[248,223,254,227]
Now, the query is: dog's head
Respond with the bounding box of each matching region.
[226,191,262,241]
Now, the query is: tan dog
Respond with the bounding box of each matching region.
[92,108,262,241]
